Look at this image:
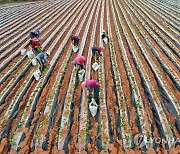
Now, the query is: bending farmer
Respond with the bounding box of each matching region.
[81,80,100,103]
[36,52,49,72]
[72,56,86,70]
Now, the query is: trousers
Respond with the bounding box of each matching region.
[37,58,44,72]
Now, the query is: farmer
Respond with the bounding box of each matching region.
[29,29,40,39]
[71,34,80,47]
[101,30,109,44]
[72,56,86,70]
[36,52,49,72]
[81,80,100,103]
[92,46,103,61]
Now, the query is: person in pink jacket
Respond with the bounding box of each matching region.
[72,56,86,70]
[81,79,100,102]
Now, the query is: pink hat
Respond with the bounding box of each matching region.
[81,81,86,89]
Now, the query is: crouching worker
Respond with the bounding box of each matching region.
[72,56,86,70]
[92,46,103,61]
[81,80,100,103]
[102,30,109,44]
[36,52,49,72]
[71,34,80,47]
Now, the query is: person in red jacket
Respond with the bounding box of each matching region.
[81,79,100,102]
[71,34,80,46]
[29,37,42,55]
[31,38,41,49]
[72,56,86,70]
[92,46,103,61]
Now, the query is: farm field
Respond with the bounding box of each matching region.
[0,0,180,153]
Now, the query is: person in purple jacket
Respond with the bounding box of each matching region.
[81,79,100,102]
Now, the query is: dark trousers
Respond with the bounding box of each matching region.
[79,64,84,69]
[33,47,42,56]
[32,49,38,56]
[94,86,100,104]
[92,49,96,56]
[76,64,84,70]
[74,39,79,46]
[37,58,44,72]
[102,34,109,43]
[92,49,101,56]
[102,34,106,39]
